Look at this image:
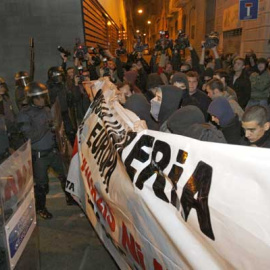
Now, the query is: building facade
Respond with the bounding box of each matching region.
[149,0,270,58]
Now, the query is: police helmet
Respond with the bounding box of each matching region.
[48,66,65,84]
[25,82,50,106]
[15,71,30,88]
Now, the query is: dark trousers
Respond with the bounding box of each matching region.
[32,149,66,211]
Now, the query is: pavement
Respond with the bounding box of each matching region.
[37,177,119,270]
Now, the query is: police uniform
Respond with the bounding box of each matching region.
[0,77,23,150]
[17,82,73,219]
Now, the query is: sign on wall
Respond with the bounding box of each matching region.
[239,0,259,20]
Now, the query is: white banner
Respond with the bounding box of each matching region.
[67,79,270,270]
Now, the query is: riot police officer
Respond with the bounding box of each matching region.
[0,77,22,150]
[17,82,74,219]
[15,71,30,110]
[47,66,75,145]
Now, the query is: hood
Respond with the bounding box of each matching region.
[171,72,189,90]
[167,105,205,135]
[207,96,235,127]
[158,85,183,124]
[124,94,158,130]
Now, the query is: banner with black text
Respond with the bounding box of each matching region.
[67,79,270,270]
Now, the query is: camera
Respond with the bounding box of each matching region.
[75,44,88,60]
[116,39,127,55]
[77,66,85,84]
[174,30,190,51]
[57,46,71,57]
[204,31,219,49]
[154,30,173,52]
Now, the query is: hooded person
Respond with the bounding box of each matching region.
[150,85,183,130]
[124,94,159,131]
[171,72,189,97]
[171,72,202,110]
[208,97,242,144]
[145,73,164,101]
[167,105,227,143]
[123,70,141,94]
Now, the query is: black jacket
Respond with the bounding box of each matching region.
[240,129,270,148]
[221,115,242,145]
[124,94,159,131]
[182,89,211,120]
[229,71,251,109]
[158,85,183,125]
[17,105,55,151]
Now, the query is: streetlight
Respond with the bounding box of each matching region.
[147,20,151,24]
[138,9,143,14]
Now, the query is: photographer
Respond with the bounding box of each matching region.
[47,66,75,145]
[86,46,101,80]
[245,49,258,76]
[96,45,125,84]
[73,67,91,124]
[199,40,222,73]
[150,51,159,73]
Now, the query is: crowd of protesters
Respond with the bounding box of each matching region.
[1,34,270,218]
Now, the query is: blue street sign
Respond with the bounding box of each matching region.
[239,0,259,20]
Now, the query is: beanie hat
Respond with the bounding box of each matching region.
[171,72,189,89]
[167,105,205,135]
[207,97,235,127]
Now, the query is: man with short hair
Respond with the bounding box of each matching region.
[229,57,251,109]
[206,78,244,120]
[240,105,270,148]
[185,71,211,119]
[180,63,192,73]
[214,69,237,101]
